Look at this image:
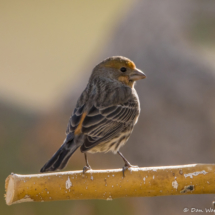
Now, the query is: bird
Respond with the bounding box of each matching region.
[40,56,146,175]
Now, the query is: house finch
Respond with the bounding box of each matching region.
[40,56,146,175]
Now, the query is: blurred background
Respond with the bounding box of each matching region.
[1,0,215,214]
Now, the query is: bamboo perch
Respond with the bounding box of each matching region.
[5,164,215,205]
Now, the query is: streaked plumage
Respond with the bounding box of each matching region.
[40,56,146,174]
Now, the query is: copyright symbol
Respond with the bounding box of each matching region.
[183,208,189,212]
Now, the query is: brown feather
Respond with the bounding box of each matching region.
[74,112,87,135]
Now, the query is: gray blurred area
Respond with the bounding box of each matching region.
[2,0,215,214]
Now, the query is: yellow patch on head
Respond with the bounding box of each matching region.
[101,56,136,70]
[125,60,135,69]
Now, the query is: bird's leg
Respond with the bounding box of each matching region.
[117,151,138,177]
[83,153,91,174]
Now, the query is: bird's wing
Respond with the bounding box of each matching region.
[66,101,138,152]
[66,104,85,134]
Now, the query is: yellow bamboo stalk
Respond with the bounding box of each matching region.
[5,164,215,205]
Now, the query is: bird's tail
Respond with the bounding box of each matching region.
[40,133,78,173]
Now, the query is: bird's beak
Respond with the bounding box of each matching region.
[129,68,146,81]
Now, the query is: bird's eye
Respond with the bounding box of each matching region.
[120,67,127,72]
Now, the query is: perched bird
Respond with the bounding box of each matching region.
[40,56,146,175]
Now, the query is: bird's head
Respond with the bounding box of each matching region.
[91,56,146,88]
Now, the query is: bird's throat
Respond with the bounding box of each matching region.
[118,75,134,88]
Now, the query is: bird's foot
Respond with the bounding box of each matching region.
[122,164,138,177]
[83,165,91,174]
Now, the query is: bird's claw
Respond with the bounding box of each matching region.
[83,165,91,174]
[122,164,138,177]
